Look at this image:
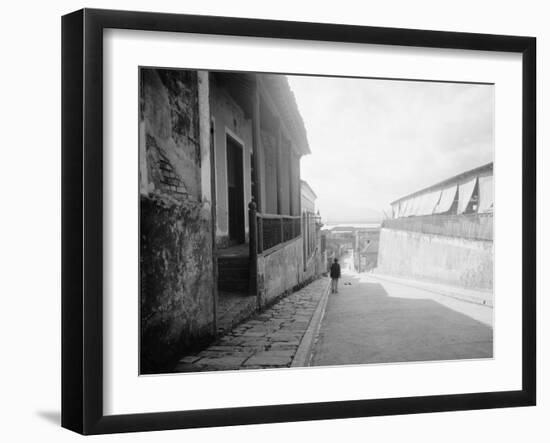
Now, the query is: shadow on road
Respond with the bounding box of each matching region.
[311,274,493,367]
[35,410,60,426]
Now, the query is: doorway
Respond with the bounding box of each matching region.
[226,135,245,245]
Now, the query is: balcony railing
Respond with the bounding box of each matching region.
[256,213,301,253]
[247,201,320,296]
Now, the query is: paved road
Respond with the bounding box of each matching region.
[173,278,329,372]
[310,255,493,366]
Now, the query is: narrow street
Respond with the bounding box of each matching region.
[171,250,493,373]
[310,253,493,366]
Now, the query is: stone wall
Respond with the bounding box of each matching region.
[139,69,214,373]
[140,69,202,198]
[377,228,493,290]
[280,139,291,215]
[140,196,214,372]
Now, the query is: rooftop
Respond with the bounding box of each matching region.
[390,162,493,206]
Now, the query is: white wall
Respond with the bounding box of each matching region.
[210,82,254,240]
[377,228,493,289]
[0,1,546,442]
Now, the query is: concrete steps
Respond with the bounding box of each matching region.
[217,256,250,293]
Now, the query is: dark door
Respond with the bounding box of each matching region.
[226,136,245,244]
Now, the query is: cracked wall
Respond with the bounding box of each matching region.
[139,69,214,373]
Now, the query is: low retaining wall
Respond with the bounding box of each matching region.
[383,213,493,241]
[257,237,323,307]
[258,239,302,306]
[140,195,215,374]
[377,228,493,290]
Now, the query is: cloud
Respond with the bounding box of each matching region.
[288,75,494,222]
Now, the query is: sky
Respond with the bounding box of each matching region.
[287,75,494,223]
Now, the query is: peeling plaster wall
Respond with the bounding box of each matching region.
[140,69,201,198]
[140,197,214,372]
[377,228,493,290]
[139,69,214,373]
[209,82,253,247]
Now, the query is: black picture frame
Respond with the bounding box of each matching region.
[61,8,536,435]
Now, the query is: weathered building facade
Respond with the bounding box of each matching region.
[378,163,494,289]
[139,69,323,373]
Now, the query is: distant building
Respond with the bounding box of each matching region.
[378,163,493,290]
[356,229,380,272]
[322,224,381,273]
[300,180,317,213]
[300,180,326,276]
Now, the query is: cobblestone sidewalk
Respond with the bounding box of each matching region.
[173,277,330,372]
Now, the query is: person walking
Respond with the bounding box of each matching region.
[330,258,341,294]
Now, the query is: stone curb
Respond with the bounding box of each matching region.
[291,277,331,367]
[369,273,493,308]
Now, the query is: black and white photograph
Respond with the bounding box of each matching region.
[139,68,494,375]
[0,0,545,439]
